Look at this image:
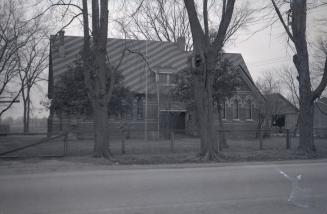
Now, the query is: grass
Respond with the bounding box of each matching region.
[0,133,327,164]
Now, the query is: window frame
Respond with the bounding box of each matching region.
[246,100,253,120]
[136,97,144,120]
[222,101,227,120]
[156,72,176,86]
[233,99,240,120]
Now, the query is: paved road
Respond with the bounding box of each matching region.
[0,161,327,214]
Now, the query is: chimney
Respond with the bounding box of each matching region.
[58,30,65,58]
[176,37,185,51]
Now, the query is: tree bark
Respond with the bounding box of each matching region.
[298,97,315,154]
[294,53,316,154]
[23,97,27,133]
[22,86,31,133]
[92,102,111,158]
[217,101,228,148]
[82,0,113,159]
[193,53,219,160]
[26,87,31,133]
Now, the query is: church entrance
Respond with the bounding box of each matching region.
[159,111,186,137]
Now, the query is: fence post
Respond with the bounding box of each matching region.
[286,129,291,150]
[218,130,223,151]
[170,130,174,152]
[121,132,126,154]
[63,132,68,156]
[259,129,263,150]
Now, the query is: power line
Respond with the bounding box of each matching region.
[247,57,291,66]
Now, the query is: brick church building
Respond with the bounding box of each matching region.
[48,31,265,138]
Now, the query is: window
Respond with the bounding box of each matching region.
[247,100,253,120]
[137,97,144,120]
[233,99,239,119]
[157,72,176,86]
[158,73,168,84]
[222,101,226,119]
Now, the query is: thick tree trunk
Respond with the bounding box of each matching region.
[199,94,217,160]
[293,115,299,137]
[294,50,316,154]
[298,96,316,154]
[82,0,112,159]
[93,102,111,158]
[194,55,218,160]
[217,105,228,148]
[183,0,235,160]
[47,108,54,137]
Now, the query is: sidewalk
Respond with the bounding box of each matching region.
[1,156,327,175]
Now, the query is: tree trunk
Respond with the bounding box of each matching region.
[26,87,30,133]
[183,0,236,160]
[293,115,299,137]
[93,102,111,158]
[47,108,54,137]
[298,96,316,154]
[81,0,113,159]
[23,99,27,133]
[217,104,228,148]
[194,55,218,160]
[294,51,316,154]
[22,87,31,133]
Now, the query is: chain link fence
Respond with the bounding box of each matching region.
[1,121,326,158]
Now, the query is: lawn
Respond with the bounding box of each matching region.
[0,133,326,164]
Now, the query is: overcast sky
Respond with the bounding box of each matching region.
[3,0,327,119]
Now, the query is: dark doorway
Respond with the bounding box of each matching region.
[159,111,186,137]
[175,112,186,130]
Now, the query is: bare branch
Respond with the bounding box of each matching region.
[312,56,327,101]
[213,0,236,49]
[271,0,295,42]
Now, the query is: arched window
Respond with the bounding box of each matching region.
[247,100,253,119]
[233,99,239,119]
[137,97,144,120]
[222,101,226,119]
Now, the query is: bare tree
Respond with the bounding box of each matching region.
[39,0,145,158]
[278,66,300,136]
[123,0,192,50]
[18,36,48,133]
[182,0,255,160]
[37,0,112,158]
[256,70,281,95]
[279,67,299,107]
[271,0,327,155]
[0,0,40,117]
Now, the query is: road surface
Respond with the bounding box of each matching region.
[1,161,327,214]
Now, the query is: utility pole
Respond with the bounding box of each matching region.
[144,39,148,141]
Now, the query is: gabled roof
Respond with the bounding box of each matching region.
[224,53,265,103]
[264,93,298,114]
[51,35,188,93]
[223,53,253,83]
[50,35,261,99]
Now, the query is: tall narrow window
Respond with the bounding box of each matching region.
[222,101,226,119]
[137,97,144,120]
[247,100,253,119]
[233,99,239,119]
